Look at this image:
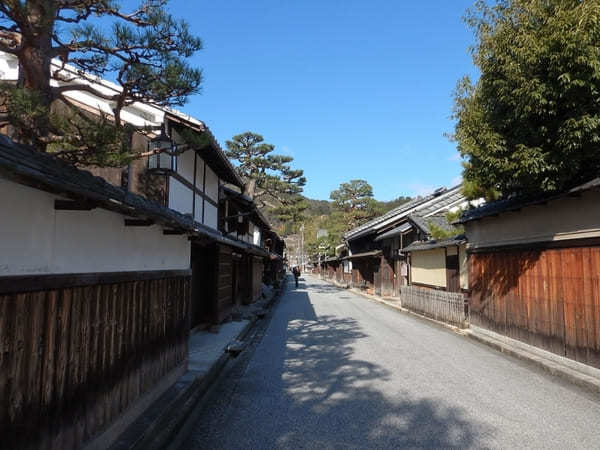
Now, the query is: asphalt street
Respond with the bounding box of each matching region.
[173,274,600,449]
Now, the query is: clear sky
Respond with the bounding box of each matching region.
[170,0,478,201]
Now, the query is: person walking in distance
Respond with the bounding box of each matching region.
[292,266,300,288]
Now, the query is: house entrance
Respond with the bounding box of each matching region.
[191,242,217,328]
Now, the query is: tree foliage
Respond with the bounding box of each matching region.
[452,0,600,199]
[225,131,307,227]
[329,179,379,232]
[0,0,202,165]
[427,210,464,240]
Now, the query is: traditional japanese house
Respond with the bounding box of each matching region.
[0,52,283,327]
[457,178,600,369]
[0,54,285,448]
[0,136,198,449]
[219,186,279,306]
[343,185,471,296]
[402,235,469,293]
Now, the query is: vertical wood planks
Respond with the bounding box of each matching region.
[0,273,191,450]
[470,246,600,369]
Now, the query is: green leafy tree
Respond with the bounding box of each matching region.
[225,132,307,227]
[0,0,202,165]
[330,179,378,231]
[451,0,600,199]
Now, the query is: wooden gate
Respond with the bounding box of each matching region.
[470,246,600,368]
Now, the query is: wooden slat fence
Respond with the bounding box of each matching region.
[400,285,469,328]
[0,271,190,450]
[470,247,600,368]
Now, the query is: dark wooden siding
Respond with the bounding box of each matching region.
[379,256,394,297]
[216,245,234,322]
[251,257,264,302]
[470,247,600,368]
[0,271,190,450]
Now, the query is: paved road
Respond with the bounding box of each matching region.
[173,275,600,449]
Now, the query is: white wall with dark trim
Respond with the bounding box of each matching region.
[0,178,190,275]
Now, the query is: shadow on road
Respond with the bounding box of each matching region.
[179,279,491,449]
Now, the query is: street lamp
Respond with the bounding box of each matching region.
[147,129,178,171]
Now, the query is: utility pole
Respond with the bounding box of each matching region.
[300,223,305,270]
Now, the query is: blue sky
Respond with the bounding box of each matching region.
[170,0,478,201]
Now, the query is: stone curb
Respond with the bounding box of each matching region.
[117,281,287,450]
[313,274,600,397]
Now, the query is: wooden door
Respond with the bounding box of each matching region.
[191,243,217,327]
[446,253,459,292]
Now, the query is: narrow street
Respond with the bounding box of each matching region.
[173,275,600,449]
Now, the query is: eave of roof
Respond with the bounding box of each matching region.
[374,222,412,241]
[221,185,274,232]
[402,235,466,252]
[344,185,464,241]
[166,113,244,188]
[342,250,382,260]
[457,178,600,224]
[322,257,340,263]
[0,136,270,254]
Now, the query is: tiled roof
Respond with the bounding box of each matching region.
[457,178,600,224]
[408,214,454,236]
[402,235,466,252]
[344,195,432,240]
[373,222,412,242]
[0,136,270,256]
[344,185,464,241]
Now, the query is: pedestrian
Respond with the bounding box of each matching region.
[292,266,300,288]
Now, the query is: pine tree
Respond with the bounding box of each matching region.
[0,0,202,165]
[225,132,307,227]
[330,179,379,231]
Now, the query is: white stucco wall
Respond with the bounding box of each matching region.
[204,203,218,230]
[465,190,600,250]
[0,52,18,80]
[410,248,447,288]
[195,156,205,188]
[0,178,190,275]
[177,149,195,184]
[253,224,262,246]
[194,193,204,223]
[205,166,219,202]
[169,177,193,216]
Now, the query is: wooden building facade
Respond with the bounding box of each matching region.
[460,179,600,369]
[0,54,285,448]
[343,185,471,297]
[0,137,196,449]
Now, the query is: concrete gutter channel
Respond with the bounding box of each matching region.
[317,275,600,397]
[109,279,287,450]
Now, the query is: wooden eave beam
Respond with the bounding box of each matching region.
[54,199,96,211]
[163,229,186,235]
[124,219,154,227]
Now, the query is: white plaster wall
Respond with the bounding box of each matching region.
[465,190,600,250]
[195,157,205,189]
[410,248,447,288]
[253,225,262,246]
[0,52,18,80]
[194,194,203,223]
[0,178,190,275]
[205,166,219,202]
[177,150,195,184]
[204,203,218,230]
[168,177,193,216]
